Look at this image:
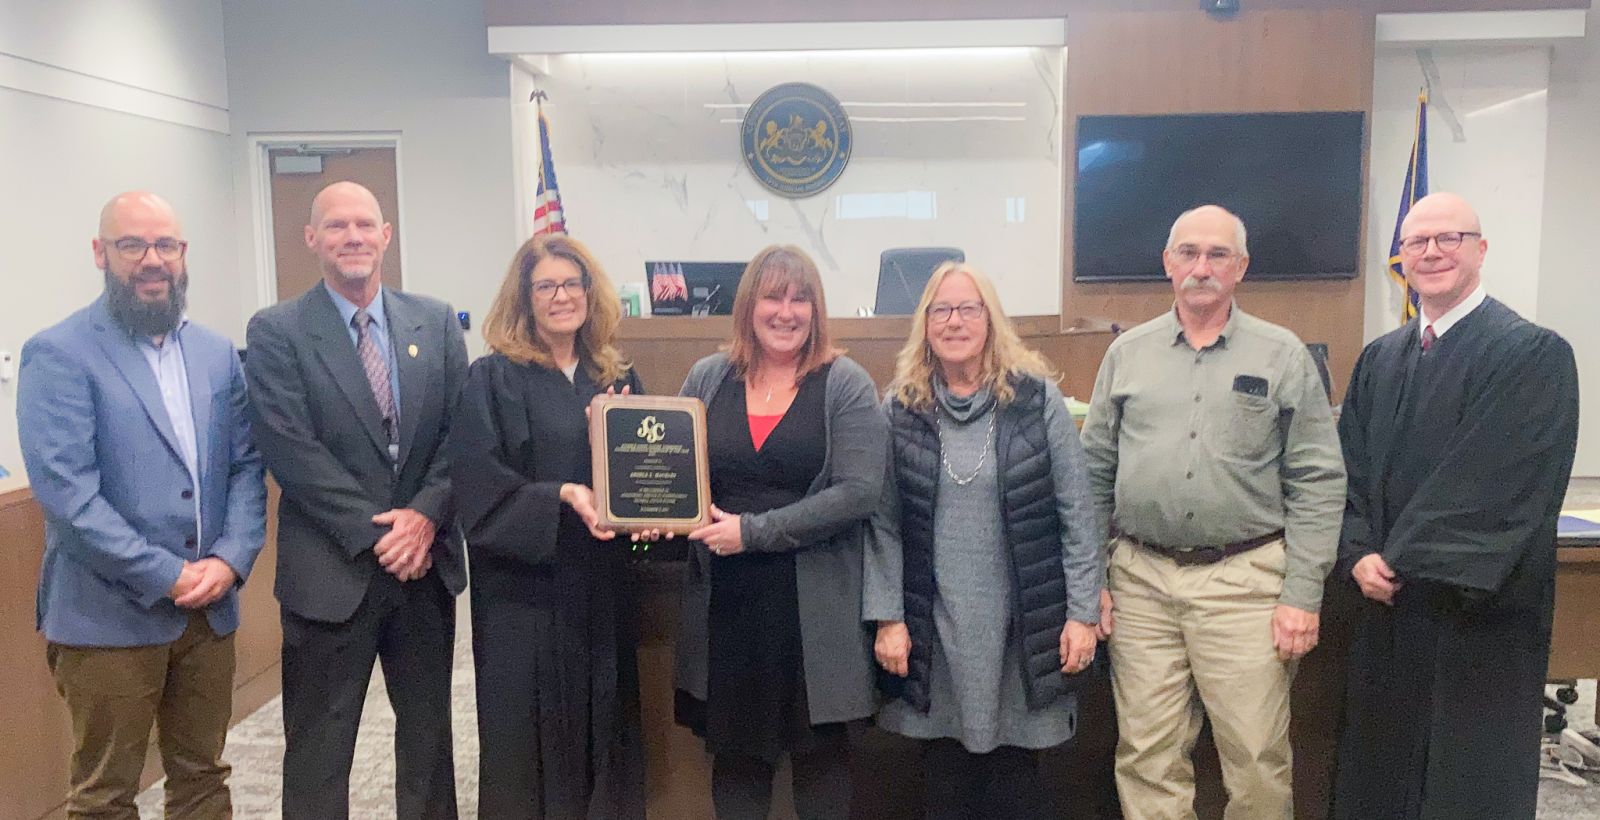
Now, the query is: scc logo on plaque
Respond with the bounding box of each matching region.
[636,415,666,444]
[740,82,852,198]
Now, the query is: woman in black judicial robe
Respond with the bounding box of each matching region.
[451,235,646,820]
[1332,293,1579,820]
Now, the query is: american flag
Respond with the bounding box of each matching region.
[532,93,567,236]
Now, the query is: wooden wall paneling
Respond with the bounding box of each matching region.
[1548,548,1600,680]
[1065,8,1374,115]
[1060,6,1376,401]
[231,481,282,721]
[0,488,73,820]
[1,486,283,820]
[617,317,1114,400]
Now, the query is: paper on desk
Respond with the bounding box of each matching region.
[1558,509,1600,538]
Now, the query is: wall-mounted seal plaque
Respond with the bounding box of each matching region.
[741,82,852,198]
[590,394,711,534]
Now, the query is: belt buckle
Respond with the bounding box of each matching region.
[1177,545,1225,566]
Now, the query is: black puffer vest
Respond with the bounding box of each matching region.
[885,376,1074,713]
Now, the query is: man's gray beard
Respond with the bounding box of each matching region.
[104,267,187,337]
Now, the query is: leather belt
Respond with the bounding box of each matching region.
[1124,529,1284,567]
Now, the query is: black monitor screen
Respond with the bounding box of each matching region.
[1073,111,1364,282]
[646,261,746,316]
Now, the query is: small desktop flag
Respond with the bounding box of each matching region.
[1387,90,1428,325]
[531,92,567,236]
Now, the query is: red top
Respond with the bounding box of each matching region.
[748,413,783,452]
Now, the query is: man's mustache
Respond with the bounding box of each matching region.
[1181,277,1224,292]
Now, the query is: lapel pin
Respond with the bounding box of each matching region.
[408,344,419,358]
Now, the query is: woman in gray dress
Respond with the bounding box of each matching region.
[865,262,1103,820]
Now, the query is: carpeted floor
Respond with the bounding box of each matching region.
[136,616,481,819]
[137,481,1600,818]
[131,650,1600,819]
[1539,680,1600,819]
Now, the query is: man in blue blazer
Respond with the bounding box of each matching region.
[18,191,267,818]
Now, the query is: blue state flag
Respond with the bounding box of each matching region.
[1388,91,1428,325]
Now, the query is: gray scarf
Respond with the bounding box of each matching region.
[933,375,996,425]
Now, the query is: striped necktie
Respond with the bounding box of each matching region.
[352,308,397,443]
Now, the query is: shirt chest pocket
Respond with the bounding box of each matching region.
[1210,392,1280,462]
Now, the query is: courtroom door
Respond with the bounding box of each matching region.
[267,144,404,302]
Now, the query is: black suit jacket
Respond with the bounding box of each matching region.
[245,284,468,623]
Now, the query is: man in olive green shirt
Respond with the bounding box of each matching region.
[1081,205,1345,820]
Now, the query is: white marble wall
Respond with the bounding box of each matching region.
[1365,45,1552,340]
[511,47,1065,317]
[1540,4,1600,475]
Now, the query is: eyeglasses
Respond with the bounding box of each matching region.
[1398,231,1481,257]
[1170,246,1238,269]
[106,236,187,262]
[927,301,986,324]
[531,277,588,300]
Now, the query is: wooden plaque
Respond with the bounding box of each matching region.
[589,394,711,534]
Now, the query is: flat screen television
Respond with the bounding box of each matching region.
[1072,111,1364,282]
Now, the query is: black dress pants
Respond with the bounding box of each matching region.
[710,723,852,820]
[924,739,1054,820]
[280,571,458,820]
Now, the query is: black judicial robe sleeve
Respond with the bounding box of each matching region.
[450,354,645,566]
[1381,327,1579,601]
[1336,342,1381,571]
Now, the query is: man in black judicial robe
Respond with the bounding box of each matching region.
[1332,192,1579,820]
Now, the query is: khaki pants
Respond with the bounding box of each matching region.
[1108,537,1295,820]
[47,611,236,820]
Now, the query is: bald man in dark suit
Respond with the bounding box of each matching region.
[244,181,467,820]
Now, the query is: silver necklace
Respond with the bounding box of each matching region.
[937,412,996,485]
[752,372,795,405]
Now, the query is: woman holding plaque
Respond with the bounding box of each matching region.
[863,262,1102,819]
[674,245,887,820]
[450,234,647,819]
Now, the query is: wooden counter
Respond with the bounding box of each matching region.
[0,484,283,820]
[619,315,1115,402]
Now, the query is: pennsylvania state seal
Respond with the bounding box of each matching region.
[741,82,852,198]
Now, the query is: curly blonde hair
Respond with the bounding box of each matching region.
[888,261,1055,410]
[482,234,629,384]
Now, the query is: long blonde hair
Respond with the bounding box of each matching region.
[889,262,1055,410]
[725,245,841,378]
[482,234,628,384]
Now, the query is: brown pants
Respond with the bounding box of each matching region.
[1108,537,1296,820]
[47,611,236,819]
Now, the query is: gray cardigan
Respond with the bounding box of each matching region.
[674,352,888,725]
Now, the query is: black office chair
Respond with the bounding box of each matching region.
[1545,681,1581,733]
[874,247,964,315]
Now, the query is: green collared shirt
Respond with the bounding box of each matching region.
[1080,304,1346,611]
